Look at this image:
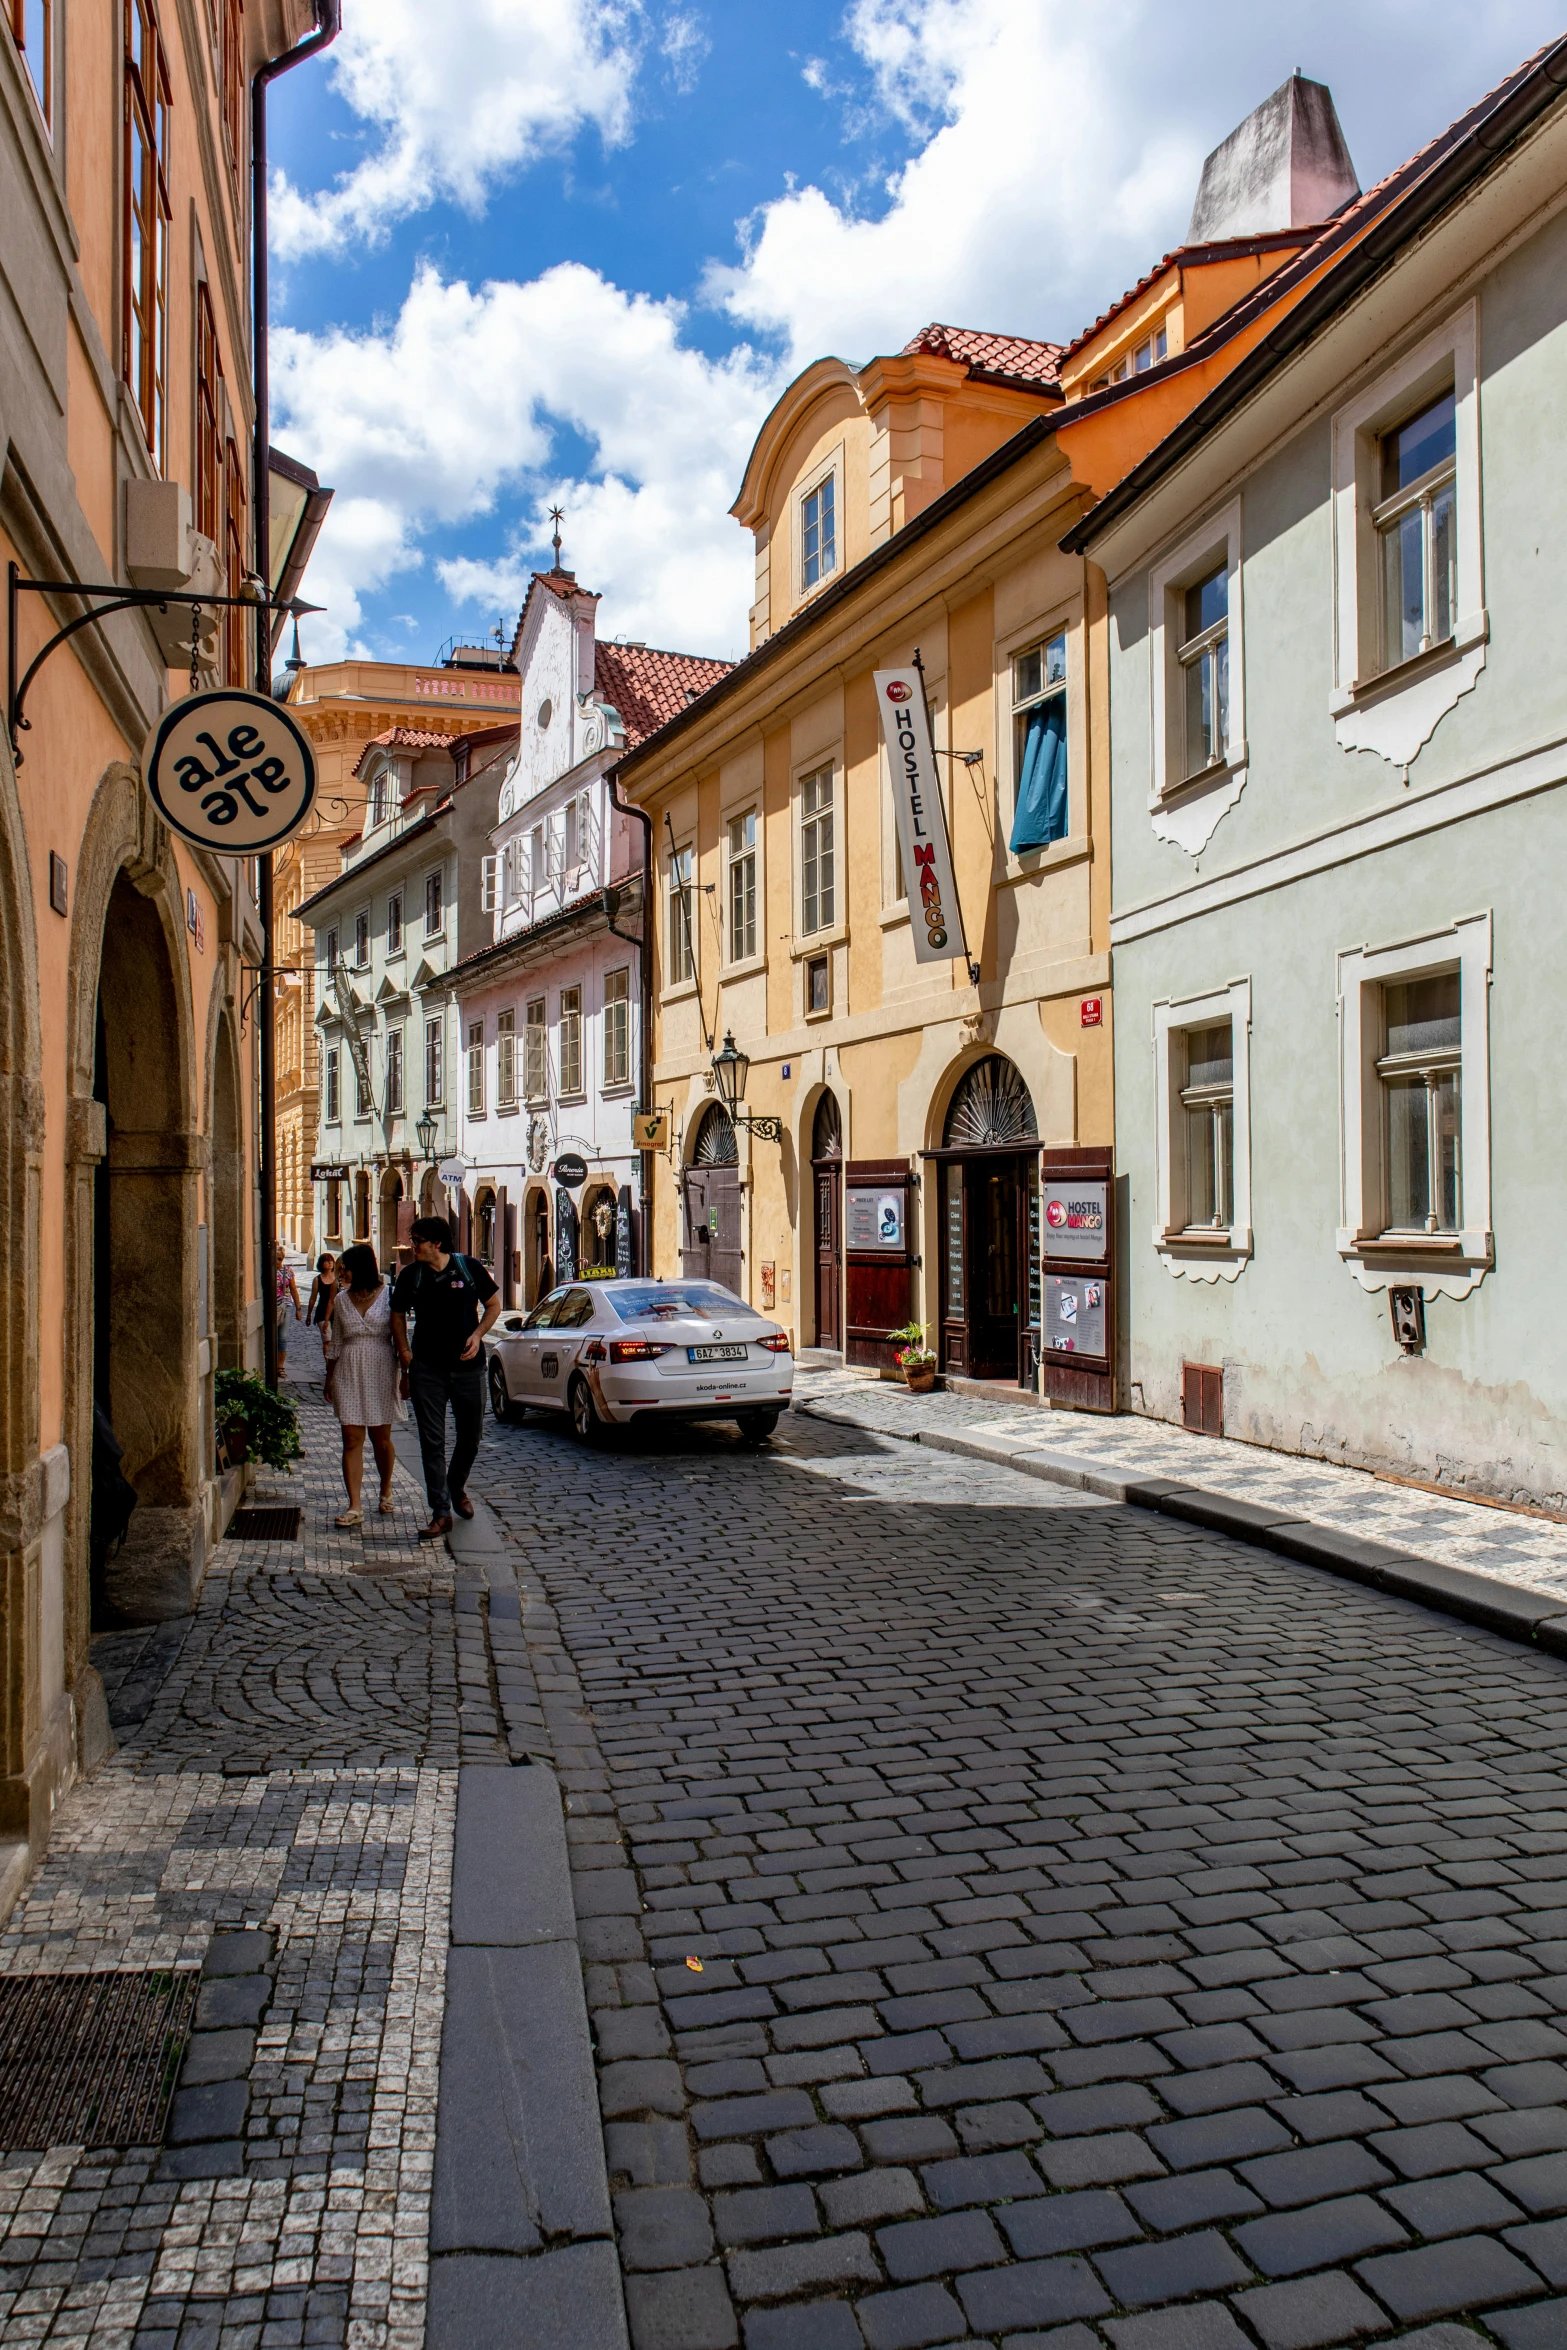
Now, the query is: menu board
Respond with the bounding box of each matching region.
[1045,1272,1108,1360]
[846,1188,905,1252]
[1042,1178,1108,1262]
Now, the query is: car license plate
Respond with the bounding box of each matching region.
[688,1343,747,1363]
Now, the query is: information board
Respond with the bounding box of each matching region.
[846,1188,905,1252]
[1045,1273,1108,1360]
[1042,1178,1108,1262]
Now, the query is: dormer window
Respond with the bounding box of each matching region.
[802,474,836,592]
[1093,323,1168,391]
[369,771,387,828]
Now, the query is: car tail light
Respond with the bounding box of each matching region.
[609,1339,674,1363]
[582,1340,606,1363]
[758,1332,792,1354]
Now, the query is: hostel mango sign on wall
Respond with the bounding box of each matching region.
[873,668,969,968]
[141,687,317,852]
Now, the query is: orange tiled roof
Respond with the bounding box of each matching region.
[594,642,733,749]
[351,726,457,780]
[900,322,1063,391]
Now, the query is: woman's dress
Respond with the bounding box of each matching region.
[324,1287,405,1426]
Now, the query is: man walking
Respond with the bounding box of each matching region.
[391,1215,500,1541]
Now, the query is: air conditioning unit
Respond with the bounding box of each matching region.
[124,479,224,668]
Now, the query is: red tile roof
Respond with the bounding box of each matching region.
[593,642,733,748]
[351,725,457,780]
[901,322,1063,391]
[1057,232,1322,367]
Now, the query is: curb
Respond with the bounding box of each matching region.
[904,1424,1567,1660]
[427,1759,630,2350]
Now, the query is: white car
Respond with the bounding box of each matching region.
[484,1277,794,1443]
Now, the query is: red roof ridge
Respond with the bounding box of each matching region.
[351,725,458,779]
[593,641,734,750]
[900,321,1063,390]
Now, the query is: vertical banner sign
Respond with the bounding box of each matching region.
[874,669,969,967]
[555,1188,578,1283]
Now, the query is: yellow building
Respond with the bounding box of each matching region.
[274,651,522,1255]
[0,0,329,1902]
[618,326,1114,1391]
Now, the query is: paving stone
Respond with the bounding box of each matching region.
[1238,2139,1395,2209]
[1354,2234,1546,2321]
[1146,2107,1291,2170]
[741,2304,863,2350]
[617,2189,719,2270]
[1091,2228,1253,2307]
[1123,2166,1263,2231]
[1034,2132,1163,2188]
[1229,2271,1392,2350]
[1483,2298,1567,2348]
[997,2190,1141,2258]
[1382,2170,1525,2238]
[727,2232,880,2302]
[819,2171,924,2229]
[876,2209,1006,2282]
[1233,2193,1410,2278]
[921,2151,1043,2210]
[1102,2307,1253,2350]
[855,2280,966,2350]
[768,2128,866,2178]
[713,2187,820,2247]
[1488,2153,1567,2214]
[625,2263,740,2350]
[954,2256,1111,2334]
[1502,2215,1567,2288]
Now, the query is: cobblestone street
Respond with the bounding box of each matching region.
[11,1351,1567,2348]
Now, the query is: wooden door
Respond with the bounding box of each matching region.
[682,1167,742,1293]
[844,1160,914,1369]
[968,1156,1023,1380]
[813,1162,841,1348]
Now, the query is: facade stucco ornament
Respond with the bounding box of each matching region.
[528,1115,548,1173]
[960,1007,995,1049]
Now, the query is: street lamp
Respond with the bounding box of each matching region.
[415,1109,437,1160]
[710,1030,781,1142]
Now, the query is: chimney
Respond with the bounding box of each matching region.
[1188,74,1359,242]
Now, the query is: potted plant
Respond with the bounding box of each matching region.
[889,1322,938,1393]
[214,1369,302,1472]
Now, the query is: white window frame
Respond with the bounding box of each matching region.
[353,1048,373,1122]
[353,907,370,968]
[725,808,759,967]
[386,891,403,957]
[797,762,838,944]
[1147,498,1246,857]
[385,1025,404,1117]
[424,868,444,938]
[424,1015,444,1109]
[324,1045,340,1126]
[665,841,697,993]
[467,1017,486,1117]
[794,443,843,606]
[1337,911,1491,1298]
[523,996,547,1103]
[559,985,583,1099]
[497,1007,517,1110]
[1329,303,1484,769]
[603,967,630,1090]
[1151,977,1252,1283]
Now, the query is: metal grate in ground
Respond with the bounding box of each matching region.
[0,1968,199,2149]
[226,1505,302,1540]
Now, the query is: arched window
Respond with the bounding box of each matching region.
[812,1091,842,1160]
[692,1104,738,1166]
[943,1055,1037,1149]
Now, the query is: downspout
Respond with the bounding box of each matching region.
[605,760,653,1274]
[252,0,340,1386]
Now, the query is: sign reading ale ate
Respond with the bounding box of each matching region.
[141,687,317,853]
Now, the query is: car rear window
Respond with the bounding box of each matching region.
[607,1282,742,1323]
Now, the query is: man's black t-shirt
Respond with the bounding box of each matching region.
[391,1254,498,1369]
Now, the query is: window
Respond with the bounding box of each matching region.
[806,954,830,1017]
[1336,913,1490,1297]
[124,0,171,466]
[560,986,582,1097]
[667,845,694,984]
[1152,979,1252,1279]
[604,967,629,1088]
[467,1019,485,1116]
[354,1050,371,1120]
[727,810,757,960]
[802,472,836,591]
[424,1017,443,1108]
[1093,323,1168,390]
[1010,632,1068,853]
[1375,390,1456,671]
[353,910,369,967]
[196,283,222,548]
[12,0,52,124]
[524,996,547,1102]
[496,1009,516,1109]
[324,1046,340,1124]
[324,925,337,972]
[800,766,835,936]
[1179,566,1229,780]
[386,891,402,955]
[1179,1023,1233,1230]
[425,870,443,935]
[529,823,545,905]
[370,771,388,829]
[223,431,247,685]
[386,1027,404,1117]
[220,0,243,194]
[1378,974,1460,1234]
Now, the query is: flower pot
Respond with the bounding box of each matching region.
[220,1418,250,1471]
[903,1366,936,1393]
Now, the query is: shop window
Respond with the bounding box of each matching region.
[524,996,547,1102]
[603,968,629,1088]
[124,0,170,467]
[385,1027,404,1117]
[667,844,694,984]
[497,1008,517,1109]
[467,1018,485,1116]
[559,986,582,1097]
[424,1016,444,1108]
[799,766,835,936]
[1152,980,1252,1281]
[727,810,757,961]
[1010,631,1068,852]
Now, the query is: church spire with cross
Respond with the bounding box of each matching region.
[549,505,566,573]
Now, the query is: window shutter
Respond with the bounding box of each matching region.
[481,854,499,913]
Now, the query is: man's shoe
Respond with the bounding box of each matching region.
[452,1493,476,1519]
[418,1514,453,1542]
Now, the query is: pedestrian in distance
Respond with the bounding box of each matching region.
[390,1215,500,1542]
[322,1242,404,1528]
[306,1252,339,1329]
[274,1241,301,1369]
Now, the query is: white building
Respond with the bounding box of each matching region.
[443,562,729,1302]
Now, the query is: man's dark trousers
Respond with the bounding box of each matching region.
[409,1360,485,1516]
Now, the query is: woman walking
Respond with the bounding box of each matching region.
[274,1242,301,1369]
[322,1243,404,1528]
[306,1252,339,1330]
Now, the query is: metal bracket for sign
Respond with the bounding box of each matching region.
[6,563,322,765]
[731,1110,783,1142]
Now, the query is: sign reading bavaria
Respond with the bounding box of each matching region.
[141,687,316,852]
[552,1151,588,1188]
[873,668,968,967]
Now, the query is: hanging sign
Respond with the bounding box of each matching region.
[874,668,968,967]
[140,687,316,852]
[552,1151,588,1188]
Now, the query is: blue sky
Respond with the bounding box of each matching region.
[266,0,1563,668]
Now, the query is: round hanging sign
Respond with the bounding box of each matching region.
[140,687,317,852]
[552,1151,588,1188]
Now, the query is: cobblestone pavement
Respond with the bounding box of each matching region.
[0,1323,478,2350]
[479,1393,1567,2350]
[795,1370,1567,1602]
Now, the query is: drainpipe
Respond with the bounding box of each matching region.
[252,1,340,1386]
[605,759,652,1274]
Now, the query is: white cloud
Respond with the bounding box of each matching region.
[272,263,773,661]
[270,0,644,258]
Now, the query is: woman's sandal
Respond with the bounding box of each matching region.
[334,1509,363,1528]
[377,1491,394,1515]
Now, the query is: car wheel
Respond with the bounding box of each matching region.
[569,1374,605,1444]
[488,1359,520,1423]
[738,1408,779,1443]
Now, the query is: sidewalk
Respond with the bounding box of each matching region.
[795,1367,1567,1607]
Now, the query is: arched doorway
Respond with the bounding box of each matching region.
[419,1167,440,1218]
[810,1092,842,1351]
[582,1182,617,1274]
[681,1105,741,1292]
[526,1186,551,1303]
[378,1168,404,1270]
[354,1168,370,1241]
[935,1054,1040,1383]
[474,1184,497,1272]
